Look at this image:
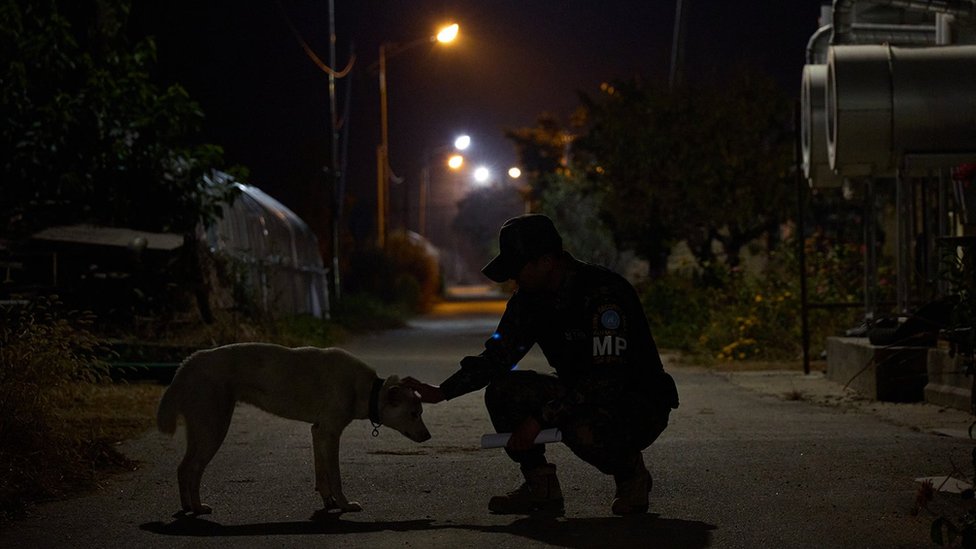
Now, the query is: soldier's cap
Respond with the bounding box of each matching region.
[482,214,563,283]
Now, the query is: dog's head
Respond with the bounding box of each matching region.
[380,376,431,442]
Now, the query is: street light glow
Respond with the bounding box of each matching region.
[447,154,464,169]
[454,135,471,150]
[508,167,522,179]
[436,23,459,44]
[473,166,491,184]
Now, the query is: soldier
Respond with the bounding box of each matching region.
[404,214,678,515]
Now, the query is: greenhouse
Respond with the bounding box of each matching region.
[202,174,329,319]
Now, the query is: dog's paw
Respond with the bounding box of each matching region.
[191,504,213,516]
[173,503,212,519]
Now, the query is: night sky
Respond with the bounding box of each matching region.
[136,1,828,244]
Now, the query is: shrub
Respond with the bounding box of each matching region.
[0,296,115,521]
[641,235,865,363]
[344,232,441,313]
[640,274,716,352]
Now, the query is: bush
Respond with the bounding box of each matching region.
[698,270,801,361]
[641,236,865,363]
[641,274,716,352]
[0,297,118,521]
[344,232,441,313]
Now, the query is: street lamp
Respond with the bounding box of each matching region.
[473,166,492,186]
[447,154,465,170]
[377,23,459,248]
[420,135,469,238]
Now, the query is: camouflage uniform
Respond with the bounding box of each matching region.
[439,252,679,478]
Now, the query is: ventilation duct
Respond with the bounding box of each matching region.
[801,65,844,187]
[826,44,976,176]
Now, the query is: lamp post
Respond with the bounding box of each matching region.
[376,23,459,248]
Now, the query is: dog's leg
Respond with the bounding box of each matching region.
[311,424,361,512]
[177,388,235,516]
[310,423,336,510]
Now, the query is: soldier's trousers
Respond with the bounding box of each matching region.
[484,370,671,479]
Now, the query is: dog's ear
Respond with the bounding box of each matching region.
[386,385,404,406]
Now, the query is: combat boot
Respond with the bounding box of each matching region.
[488,463,564,514]
[611,455,652,515]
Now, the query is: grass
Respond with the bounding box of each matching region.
[0,380,165,524]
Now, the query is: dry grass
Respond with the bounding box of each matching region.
[0,379,165,524]
[57,381,166,444]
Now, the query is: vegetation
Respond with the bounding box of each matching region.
[0,0,242,238]
[0,297,118,522]
[343,231,442,316]
[509,72,793,277]
[1,0,245,327]
[640,233,865,362]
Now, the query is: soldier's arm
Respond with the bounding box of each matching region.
[439,294,535,400]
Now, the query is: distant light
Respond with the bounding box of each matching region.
[436,23,459,44]
[473,166,491,184]
[454,135,471,150]
[508,167,522,179]
[447,154,464,170]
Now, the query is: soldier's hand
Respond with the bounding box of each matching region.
[402,377,446,404]
[507,416,542,452]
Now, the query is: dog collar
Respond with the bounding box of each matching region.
[368,377,384,436]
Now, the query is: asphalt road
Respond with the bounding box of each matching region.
[1,298,973,548]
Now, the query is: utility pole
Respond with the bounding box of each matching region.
[669,0,687,90]
[327,0,341,302]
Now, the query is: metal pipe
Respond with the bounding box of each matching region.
[864,179,878,321]
[669,0,686,89]
[808,23,936,64]
[896,170,912,312]
[795,99,811,375]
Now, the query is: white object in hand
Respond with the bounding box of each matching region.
[481,428,562,449]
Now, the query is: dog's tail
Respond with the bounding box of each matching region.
[156,353,197,434]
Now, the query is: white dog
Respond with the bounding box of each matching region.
[157,343,430,516]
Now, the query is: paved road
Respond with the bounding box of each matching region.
[2,299,973,548]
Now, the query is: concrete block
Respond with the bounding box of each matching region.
[924,348,973,413]
[826,337,929,402]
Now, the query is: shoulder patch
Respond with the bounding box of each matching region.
[600,309,621,330]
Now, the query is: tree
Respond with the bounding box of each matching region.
[504,113,572,211]
[0,0,240,239]
[572,71,793,274]
[572,80,682,275]
[537,170,620,270]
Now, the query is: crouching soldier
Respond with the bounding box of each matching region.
[405,214,679,515]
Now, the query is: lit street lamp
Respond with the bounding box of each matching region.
[420,135,468,238]
[473,165,491,186]
[377,23,459,247]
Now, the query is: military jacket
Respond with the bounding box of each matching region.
[440,253,666,401]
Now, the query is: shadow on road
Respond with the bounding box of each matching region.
[467,515,716,548]
[140,513,715,548]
